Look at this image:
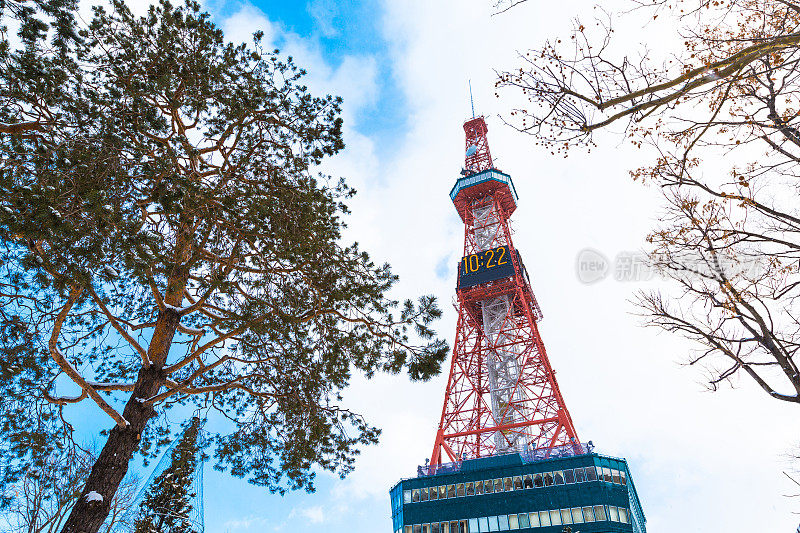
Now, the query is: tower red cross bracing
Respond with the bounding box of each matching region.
[430,116,580,467]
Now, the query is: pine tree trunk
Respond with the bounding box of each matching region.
[60,310,181,533]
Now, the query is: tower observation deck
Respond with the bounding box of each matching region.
[388,117,647,533]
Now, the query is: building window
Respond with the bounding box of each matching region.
[508,513,519,530]
[538,510,551,527]
[582,506,595,522]
[429,486,438,501]
[422,525,430,533]
[412,489,420,502]
[447,484,456,498]
[584,467,598,482]
[404,490,412,504]
[571,508,583,524]
[413,526,421,533]
[484,479,493,494]
[405,527,413,533]
[468,519,478,533]
[553,471,564,485]
[441,523,450,533]
[523,474,533,489]
[518,513,530,528]
[513,476,523,490]
[475,480,484,495]
[488,515,499,532]
[466,481,474,496]
[502,477,512,491]
[493,478,503,493]
[433,523,440,533]
[612,469,621,484]
[439,485,447,499]
[574,468,585,483]
[549,509,561,526]
[560,509,572,525]
[608,506,619,522]
[593,505,607,521]
[543,472,553,486]
[602,467,613,483]
[457,483,465,497]
[528,512,540,528]
[620,470,627,485]
[499,514,511,530]
[421,488,429,502]
[533,473,543,487]
[478,517,489,532]
[619,508,629,524]
[563,469,575,484]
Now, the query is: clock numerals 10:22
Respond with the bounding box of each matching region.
[461,246,509,275]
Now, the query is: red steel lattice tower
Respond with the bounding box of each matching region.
[430,117,580,466]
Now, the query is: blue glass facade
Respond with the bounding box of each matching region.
[389,452,646,533]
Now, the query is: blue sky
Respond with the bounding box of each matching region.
[30,0,800,532]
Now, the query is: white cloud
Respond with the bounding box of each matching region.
[289,505,325,524]
[221,3,278,48]
[223,515,269,530]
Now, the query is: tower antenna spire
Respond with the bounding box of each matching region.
[469,80,475,118]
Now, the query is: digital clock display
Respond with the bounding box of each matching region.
[457,245,516,289]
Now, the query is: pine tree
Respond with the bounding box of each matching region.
[133,418,203,533]
[0,1,448,531]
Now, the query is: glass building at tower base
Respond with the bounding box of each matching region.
[389,445,646,533]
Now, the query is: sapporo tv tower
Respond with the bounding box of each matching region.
[389,117,648,533]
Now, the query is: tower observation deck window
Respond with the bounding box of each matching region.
[466,481,474,496]
[571,508,584,524]
[585,467,598,482]
[549,509,562,526]
[553,471,565,485]
[528,512,540,528]
[564,469,575,484]
[533,473,543,487]
[498,514,510,530]
[523,474,533,488]
[421,488,428,501]
[560,509,572,525]
[429,486,438,501]
[608,506,619,522]
[404,490,411,504]
[504,477,513,491]
[574,468,585,483]
[439,485,446,499]
[594,505,607,521]
[475,480,484,495]
[493,478,502,493]
[538,510,551,527]
[412,489,420,502]
[457,483,465,497]
[582,506,595,522]
[517,513,530,528]
[543,473,554,486]
[513,476,523,490]
[508,514,519,530]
